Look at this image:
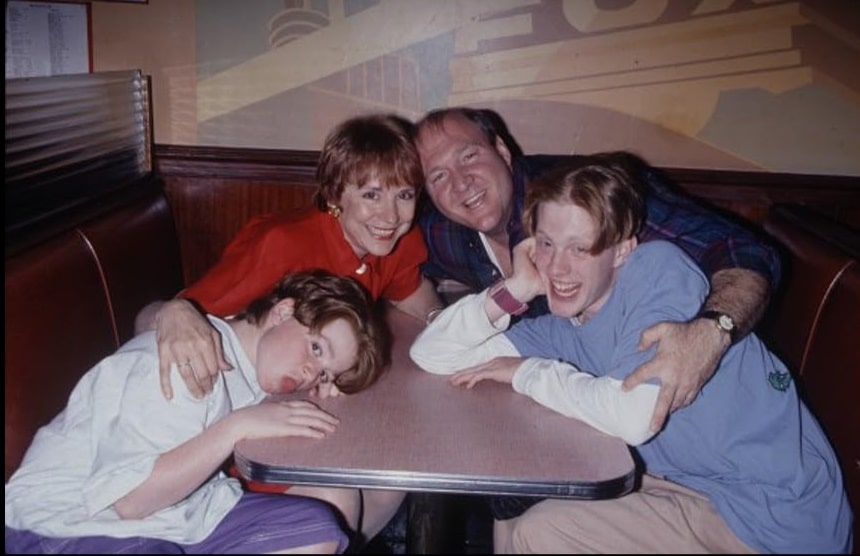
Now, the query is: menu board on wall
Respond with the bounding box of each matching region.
[5,1,90,78]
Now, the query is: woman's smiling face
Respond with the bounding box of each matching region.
[336,178,417,259]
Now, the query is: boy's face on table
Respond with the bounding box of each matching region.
[532,201,631,323]
[255,303,358,394]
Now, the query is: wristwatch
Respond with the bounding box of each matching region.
[697,310,737,343]
[488,280,529,316]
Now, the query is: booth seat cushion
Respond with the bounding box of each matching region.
[5,231,117,480]
[4,186,183,482]
[760,204,859,376]
[80,192,183,343]
[800,261,860,549]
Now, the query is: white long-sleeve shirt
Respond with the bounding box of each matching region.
[410,288,659,446]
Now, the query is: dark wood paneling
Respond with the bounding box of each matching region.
[154,144,319,181]
[663,167,860,228]
[154,144,860,287]
[154,145,319,285]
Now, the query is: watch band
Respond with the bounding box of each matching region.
[488,280,529,316]
[697,309,737,342]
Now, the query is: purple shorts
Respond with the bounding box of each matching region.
[5,492,349,554]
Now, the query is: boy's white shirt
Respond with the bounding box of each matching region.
[5,317,264,543]
[410,290,659,446]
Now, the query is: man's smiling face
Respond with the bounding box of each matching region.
[416,113,515,237]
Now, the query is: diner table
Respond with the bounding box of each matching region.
[234,305,637,551]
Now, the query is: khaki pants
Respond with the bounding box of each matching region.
[496,474,757,554]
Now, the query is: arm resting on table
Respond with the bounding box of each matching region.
[410,292,659,446]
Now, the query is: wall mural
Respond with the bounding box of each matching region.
[190,0,858,175]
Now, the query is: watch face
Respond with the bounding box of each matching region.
[717,314,735,330]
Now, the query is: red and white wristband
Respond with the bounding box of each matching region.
[488,280,529,316]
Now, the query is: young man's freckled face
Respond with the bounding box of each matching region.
[533,201,621,322]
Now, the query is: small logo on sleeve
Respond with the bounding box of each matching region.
[768,370,792,391]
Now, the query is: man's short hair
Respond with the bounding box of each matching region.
[415,107,523,158]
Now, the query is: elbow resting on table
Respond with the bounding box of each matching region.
[610,385,659,446]
[582,378,660,447]
[617,421,657,447]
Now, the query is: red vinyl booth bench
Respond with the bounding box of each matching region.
[5,179,184,481]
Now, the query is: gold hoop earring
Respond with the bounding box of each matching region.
[327,203,342,219]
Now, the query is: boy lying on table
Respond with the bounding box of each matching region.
[5,270,388,554]
[409,158,852,554]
